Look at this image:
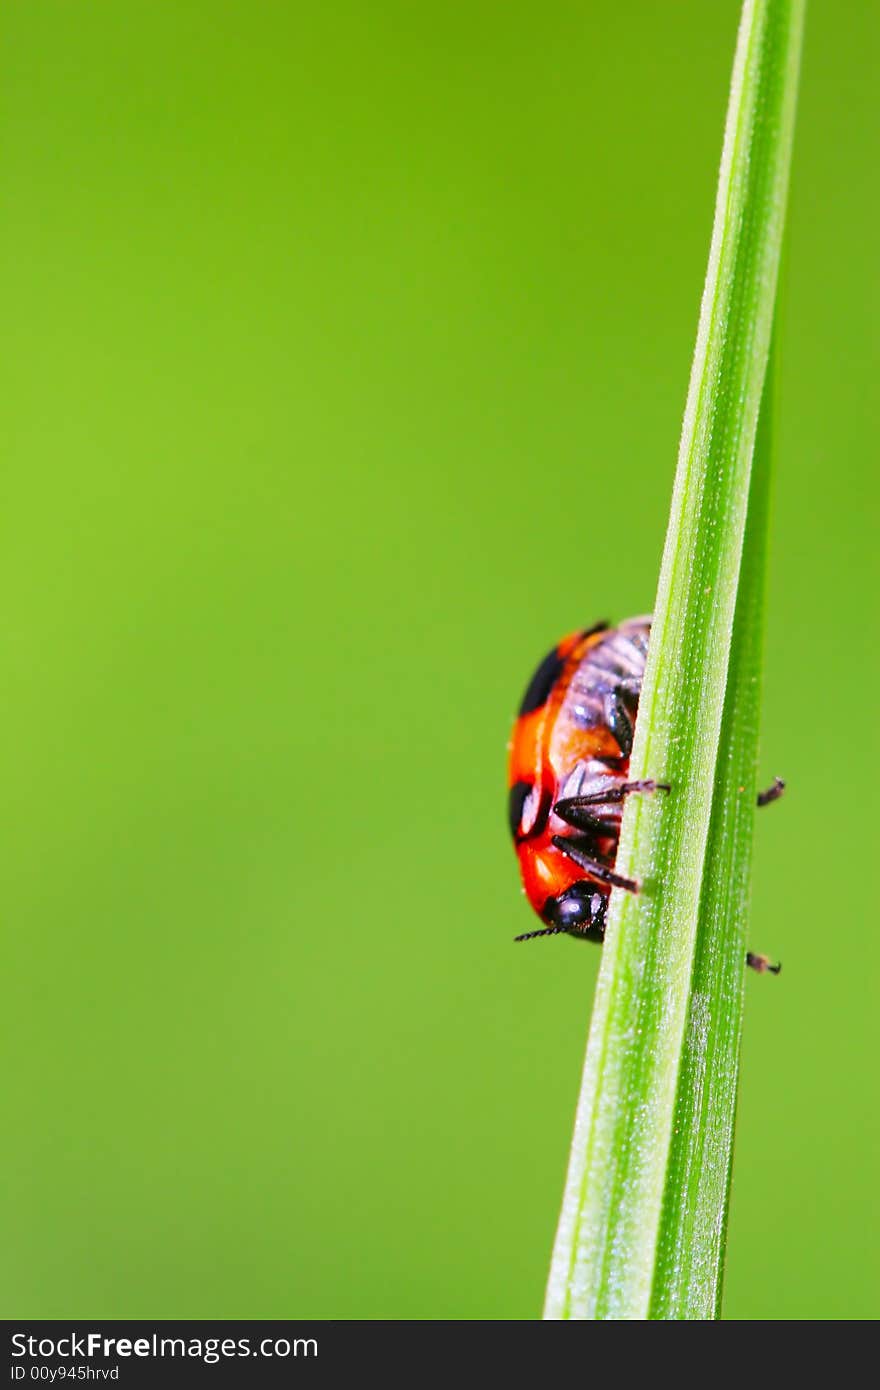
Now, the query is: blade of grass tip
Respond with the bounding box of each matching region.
[650,331,778,1321]
[543,0,803,1321]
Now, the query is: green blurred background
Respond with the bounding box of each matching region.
[3,1,877,1320]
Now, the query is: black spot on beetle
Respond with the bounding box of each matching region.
[517,623,608,717]
[518,646,566,715]
[508,780,533,837]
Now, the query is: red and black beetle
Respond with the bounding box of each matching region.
[507,618,783,970]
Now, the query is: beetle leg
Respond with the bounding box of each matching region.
[747,951,782,975]
[551,834,640,893]
[551,803,616,833]
[604,690,636,758]
[757,777,786,807]
[555,778,669,823]
[617,777,671,797]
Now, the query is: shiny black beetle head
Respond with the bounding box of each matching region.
[514,881,607,943]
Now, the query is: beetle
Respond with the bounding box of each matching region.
[507,619,783,972]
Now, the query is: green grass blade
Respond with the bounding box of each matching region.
[543,0,804,1321]
[650,334,778,1320]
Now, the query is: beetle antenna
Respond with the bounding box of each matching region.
[514,925,566,942]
